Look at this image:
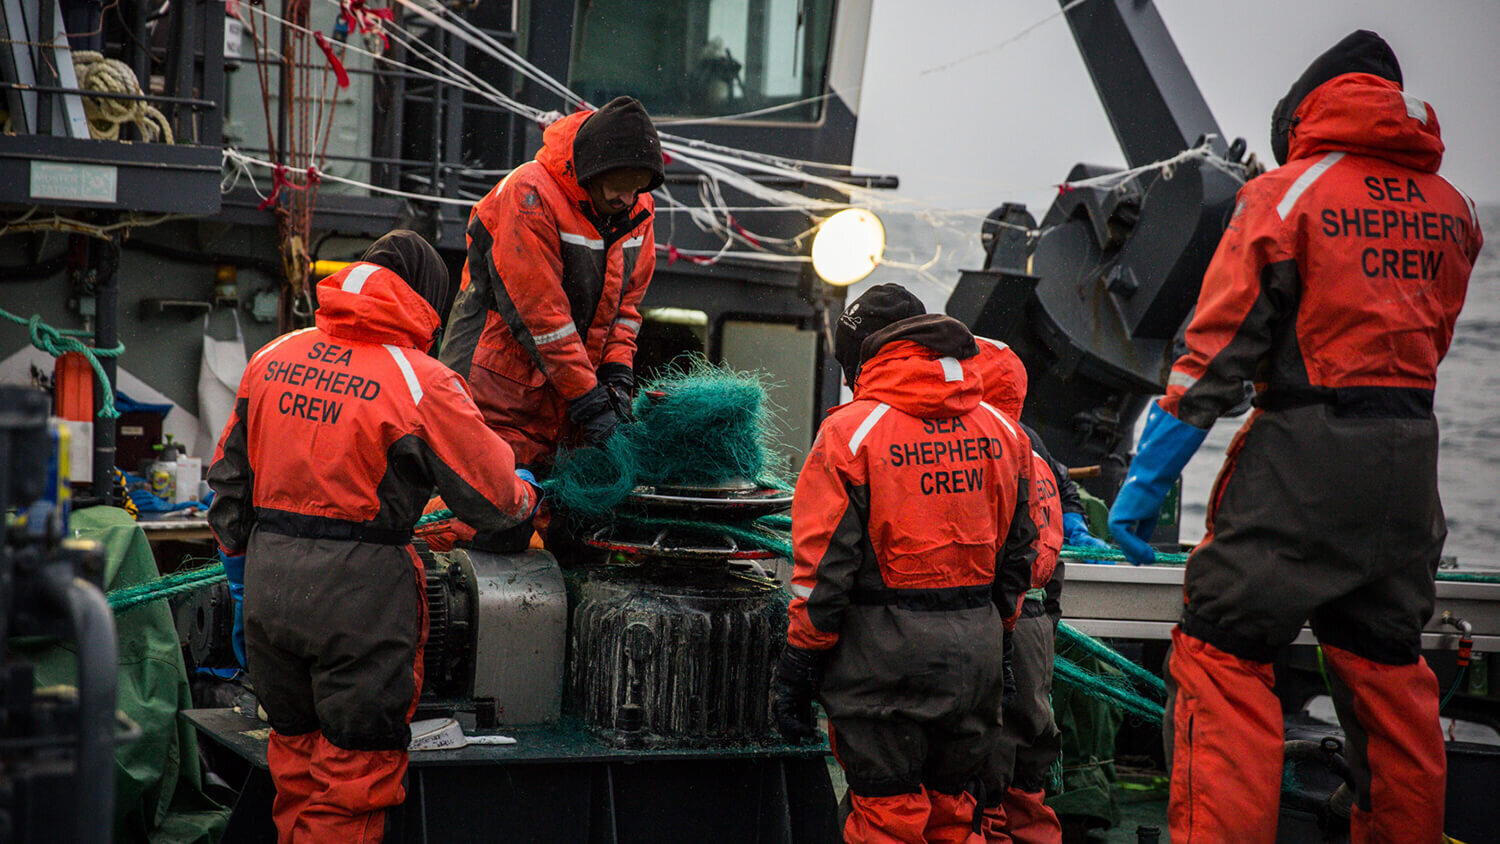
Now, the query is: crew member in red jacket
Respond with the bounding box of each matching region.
[440,95,662,465]
[429,96,661,551]
[208,231,539,843]
[972,336,1108,844]
[774,284,1038,843]
[1107,32,1481,842]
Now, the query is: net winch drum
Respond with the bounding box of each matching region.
[571,478,792,746]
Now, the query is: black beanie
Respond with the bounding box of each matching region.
[1271,30,1402,165]
[573,96,665,193]
[362,230,451,320]
[834,283,927,385]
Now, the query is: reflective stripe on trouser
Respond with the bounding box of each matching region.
[1164,626,1283,844]
[981,788,1062,844]
[1320,644,1446,842]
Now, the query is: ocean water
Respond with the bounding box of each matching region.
[860,204,1500,570]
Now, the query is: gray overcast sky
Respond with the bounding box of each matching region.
[851,0,1500,214]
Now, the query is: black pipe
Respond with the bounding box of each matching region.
[0,84,217,110]
[91,240,119,500]
[42,570,118,844]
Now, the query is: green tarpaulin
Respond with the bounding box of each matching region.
[12,506,228,843]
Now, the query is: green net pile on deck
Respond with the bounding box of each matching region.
[545,363,790,517]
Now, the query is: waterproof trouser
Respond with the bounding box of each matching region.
[979,603,1062,843]
[830,715,1001,844]
[1165,406,1447,843]
[244,532,429,844]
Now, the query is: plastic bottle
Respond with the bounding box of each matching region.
[175,455,202,505]
[150,438,179,503]
[1470,651,1489,697]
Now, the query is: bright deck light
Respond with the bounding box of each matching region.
[811,209,885,286]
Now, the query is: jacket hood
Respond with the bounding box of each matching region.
[535,111,595,204]
[853,315,981,417]
[535,107,662,215]
[1271,29,1401,165]
[972,337,1028,419]
[314,262,441,350]
[1285,73,1443,172]
[572,96,665,192]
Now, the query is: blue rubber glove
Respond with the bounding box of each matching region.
[219,549,247,668]
[128,487,200,513]
[1063,511,1114,564]
[1108,403,1208,565]
[515,468,543,519]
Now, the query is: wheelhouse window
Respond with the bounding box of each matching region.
[570,0,835,122]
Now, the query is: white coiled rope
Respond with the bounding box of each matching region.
[72,50,173,143]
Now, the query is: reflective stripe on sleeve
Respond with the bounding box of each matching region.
[847,403,891,455]
[791,583,813,599]
[622,235,645,249]
[559,232,605,250]
[612,317,641,334]
[534,323,579,346]
[1169,370,1199,391]
[384,344,424,405]
[1276,152,1345,219]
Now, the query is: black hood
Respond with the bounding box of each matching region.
[361,230,451,322]
[859,314,978,370]
[573,96,665,192]
[1271,30,1402,165]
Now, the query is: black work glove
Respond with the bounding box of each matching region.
[597,361,636,422]
[567,383,626,446]
[1002,630,1018,707]
[773,645,828,742]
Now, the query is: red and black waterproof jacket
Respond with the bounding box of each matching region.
[970,337,1063,588]
[208,263,536,555]
[787,316,1038,653]
[440,110,656,411]
[1163,73,1482,427]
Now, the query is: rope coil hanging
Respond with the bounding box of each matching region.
[73,50,173,144]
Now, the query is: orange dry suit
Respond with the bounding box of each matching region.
[208,263,536,843]
[1158,67,1480,842]
[788,314,1037,844]
[971,336,1066,844]
[439,109,656,466]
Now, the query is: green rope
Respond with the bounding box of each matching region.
[1058,545,1190,565]
[1054,654,1165,725]
[107,563,225,612]
[0,307,124,419]
[1057,621,1167,699]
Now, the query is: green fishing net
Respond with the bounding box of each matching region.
[545,363,788,517]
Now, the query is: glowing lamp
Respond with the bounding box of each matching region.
[811,208,885,286]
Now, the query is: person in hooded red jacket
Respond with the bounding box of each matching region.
[440,95,662,465]
[208,231,539,844]
[1107,32,1481,842]
[428,96,662,551]
[773,284,1038,844]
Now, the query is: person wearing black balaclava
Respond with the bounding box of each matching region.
[777,283,1039,842]
[208,230,540,842]
[429,96,663,553]
[1107,31,1482,842]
